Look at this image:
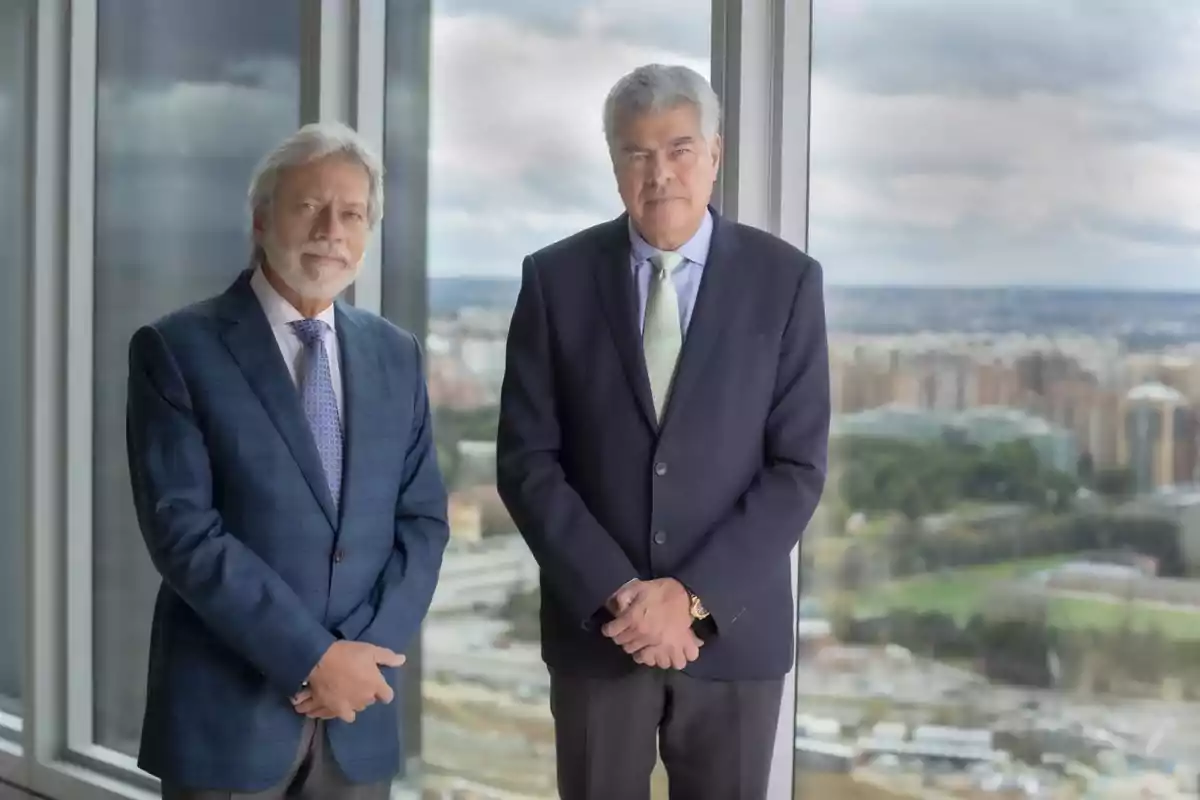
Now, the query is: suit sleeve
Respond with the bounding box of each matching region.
[674,259,831,632]
[125,324,336,695]
[496,256,640,626]
[335,333,450,652]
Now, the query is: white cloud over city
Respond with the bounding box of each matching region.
[419,0,1200,288]
[91,0,1200,289]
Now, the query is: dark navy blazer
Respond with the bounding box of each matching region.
[497,210,830,681]
[125,269,449,791]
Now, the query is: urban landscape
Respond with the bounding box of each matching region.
[416,281,1200,799]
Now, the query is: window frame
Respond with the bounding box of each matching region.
[7,1,812,797]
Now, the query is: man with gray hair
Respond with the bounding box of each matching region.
[498,64,830,798]
[125,121,449,799]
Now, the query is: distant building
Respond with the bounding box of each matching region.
[830,404,949,440]
[1120,382,1198,492]
[446,494,483,543]
[456,440,498,487]
[831,404,1079,475]
[954,406,1078,474]
[1123,486,1200,573]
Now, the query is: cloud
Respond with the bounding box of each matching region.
[807,1,1200,289]
[81,0,1200,289]
[814,0,1200,99]
[421,9,709,277]
[433,0,709,60]
[95,64,300,240]
[96,0,299,87]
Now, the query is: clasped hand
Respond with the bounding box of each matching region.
[601,578,703,670]
[290,641,405,723]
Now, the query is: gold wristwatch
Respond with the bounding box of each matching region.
[688,591,710,621]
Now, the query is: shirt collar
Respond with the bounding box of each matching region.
[628,208,714,267]
[250,265,338,333]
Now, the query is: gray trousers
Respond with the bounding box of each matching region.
[160,720,390,800]
[549,666,785,800]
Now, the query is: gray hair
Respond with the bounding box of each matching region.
[247,121,385,229]
[603,64,721,153]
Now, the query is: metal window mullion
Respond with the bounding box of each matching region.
[25,0,69,793]
[63,0,99,762]
[713,1,814,798]
[300,0,384,314]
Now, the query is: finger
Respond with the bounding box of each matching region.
[614,626,648,647]
[295,697,322,715]
[654,650,672,669]
[340,709,357,724]
[372,647,406,668]
[374,679,395,705]
[683,640,700,662]
[634,649,654,667]
[621,633,655,654]
[671,648,688,670]
[307,706,337,720]
[291,690,313,705]
[602,614,634,638]
[613,586,640,612]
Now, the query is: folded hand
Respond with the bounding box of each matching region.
[602,578,702,668]
[291,641,405,723]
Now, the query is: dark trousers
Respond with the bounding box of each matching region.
[549,666,785,800]
[160,720,390,800]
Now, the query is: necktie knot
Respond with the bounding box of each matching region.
[290,318,329,347]
[650,251,684,277]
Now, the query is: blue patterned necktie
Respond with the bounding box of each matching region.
[290,318,343,509]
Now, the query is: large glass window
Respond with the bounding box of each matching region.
[802,1,1200,797]
[92,0,301,754]
[0,0,31,721]
[383,1,710,795]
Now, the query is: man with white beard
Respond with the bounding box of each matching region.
[125,121,449,799]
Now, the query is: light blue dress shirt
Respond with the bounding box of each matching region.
[629,209,713,337]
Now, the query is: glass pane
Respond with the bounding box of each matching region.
[0,0,31,720]
[92,0,300,754]
[805,1,1200,798]
[384,2,711,797]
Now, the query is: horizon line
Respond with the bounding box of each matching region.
[428,275,1200,294]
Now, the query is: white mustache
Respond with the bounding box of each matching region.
[301,245,350,262]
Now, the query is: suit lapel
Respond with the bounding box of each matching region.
[217,271,338,529]
[659,214,742,430]
[592,218,658,430]
[333,305,378,535]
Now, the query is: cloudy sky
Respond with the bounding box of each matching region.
[77,0,1200,290]
[422,0,1200,289]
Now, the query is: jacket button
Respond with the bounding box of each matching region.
[333,549,345,563]
[653,530,667,545]
[654,461,667,476]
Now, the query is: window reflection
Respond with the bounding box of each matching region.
[0,0,31,719]
[92,0,301,754]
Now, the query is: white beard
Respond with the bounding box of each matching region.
[260,230,361,302]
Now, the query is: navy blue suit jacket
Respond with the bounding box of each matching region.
[497,210,830,681]
[125,269,449,791]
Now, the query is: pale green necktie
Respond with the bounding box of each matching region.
[644,250,684,422]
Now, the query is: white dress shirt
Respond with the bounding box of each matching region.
[250,266,345,424]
